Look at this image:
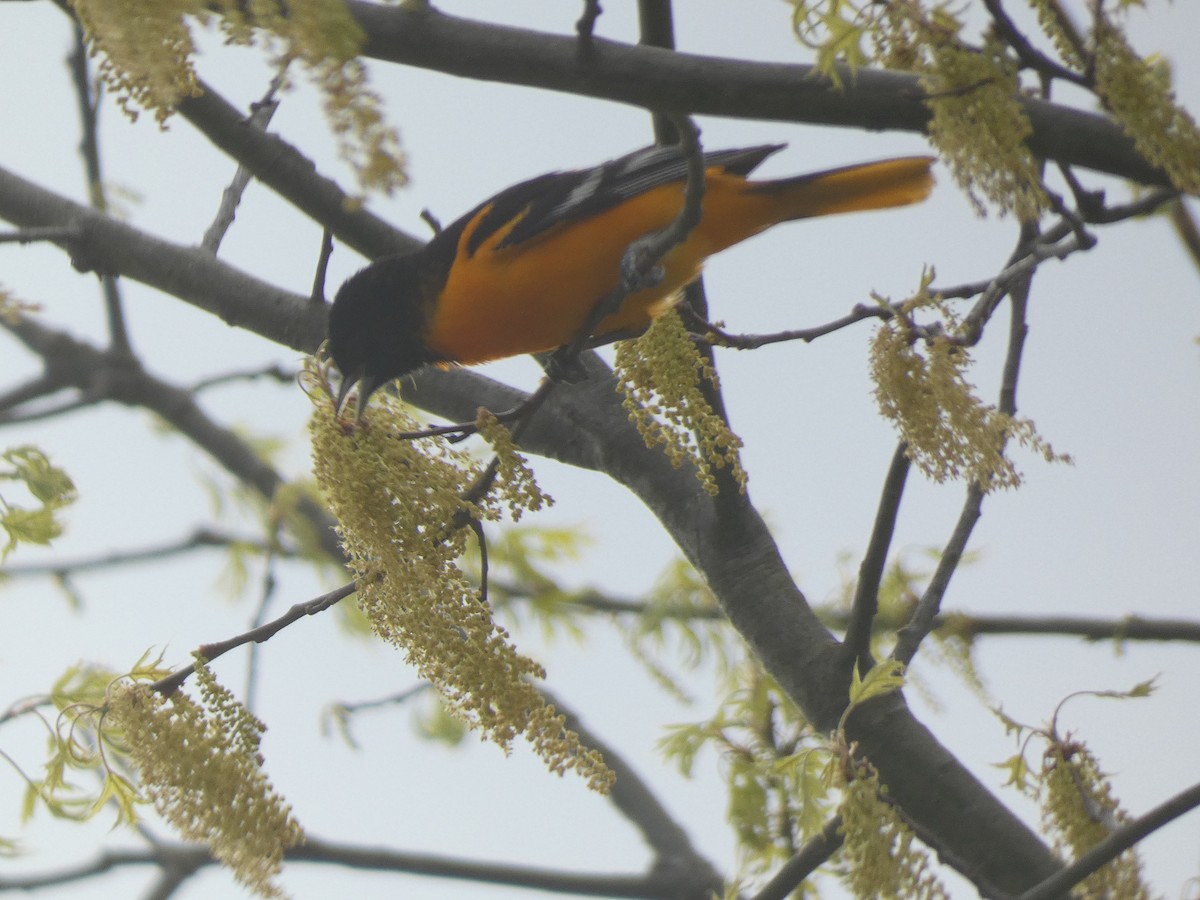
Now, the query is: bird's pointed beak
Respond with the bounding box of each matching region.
[334,374,359,419]
[334,372,385,423]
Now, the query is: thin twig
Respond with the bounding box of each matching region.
[0,527,280,580]
[1168,199,1200,272]
[244,536,281,713]
[841,443,911,674]
[575,0,601,47]
[572,583,1200,644]
[545,685,725,893]
[996,245,1033,416]
[310,227,335,303]
[200,73,285,254]
[0,835,704,896]
[150,581,359,696]
[891,482,982,669]
[189,363,294,393]
[322,685,431,747]
[948,612,1200,643]
[637,0,678,143]
[469,517,489,604]
[750,815,844,900]
[981,0,1089,86]
[491,579,1200,643]
[893,220,1039,665]
[940,223,1083,349]
[67,20,131,356]
[419,208,442,234]
[687,302,894,351]
[327,684,429,719]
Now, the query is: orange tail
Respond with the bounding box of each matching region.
[753,156,936,221]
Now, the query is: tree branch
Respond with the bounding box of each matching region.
[955,612,1200,643]
[893,219,1038,666]
[1018,780,1200,900]
[200,74,283,254]
[750,815,844,900]
[176,80,416,261]
[0,836,713,899]
[497,580,1200,643]
[348,2,1173,187]
[67,18,131,358]
[841,442,911,674]
[546,688,724,895]
[0,164,327,353]
[396,355,1062,896]
[0,527,280,580]
[151,581,357,696]
[0,316,341,559]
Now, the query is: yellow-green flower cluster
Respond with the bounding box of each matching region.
[614,310,747,496]
[307,371,611,792]
[241,0,406,195]
[878,3,1046,221]
[474,409,552,522]
[1025,0,1086,70]
[869,291,1064,490]
[70,0,202,124]
[838,758,949,900]
[105,661,303,898]
[0,284,16,320]
[1094,17,1200,195]
[69,0,406,194]
[1040,741,1150,899]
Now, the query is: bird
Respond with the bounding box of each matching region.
[328,143,934,415]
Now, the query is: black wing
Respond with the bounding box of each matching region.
[439,144,786,260]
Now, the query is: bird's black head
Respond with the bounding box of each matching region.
[327,253,438,417]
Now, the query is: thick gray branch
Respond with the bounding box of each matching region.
[398,358,1061,897]
[348,3,1171,187]
[0,164,326,353]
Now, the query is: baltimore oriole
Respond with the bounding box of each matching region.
[328,143,934,413]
